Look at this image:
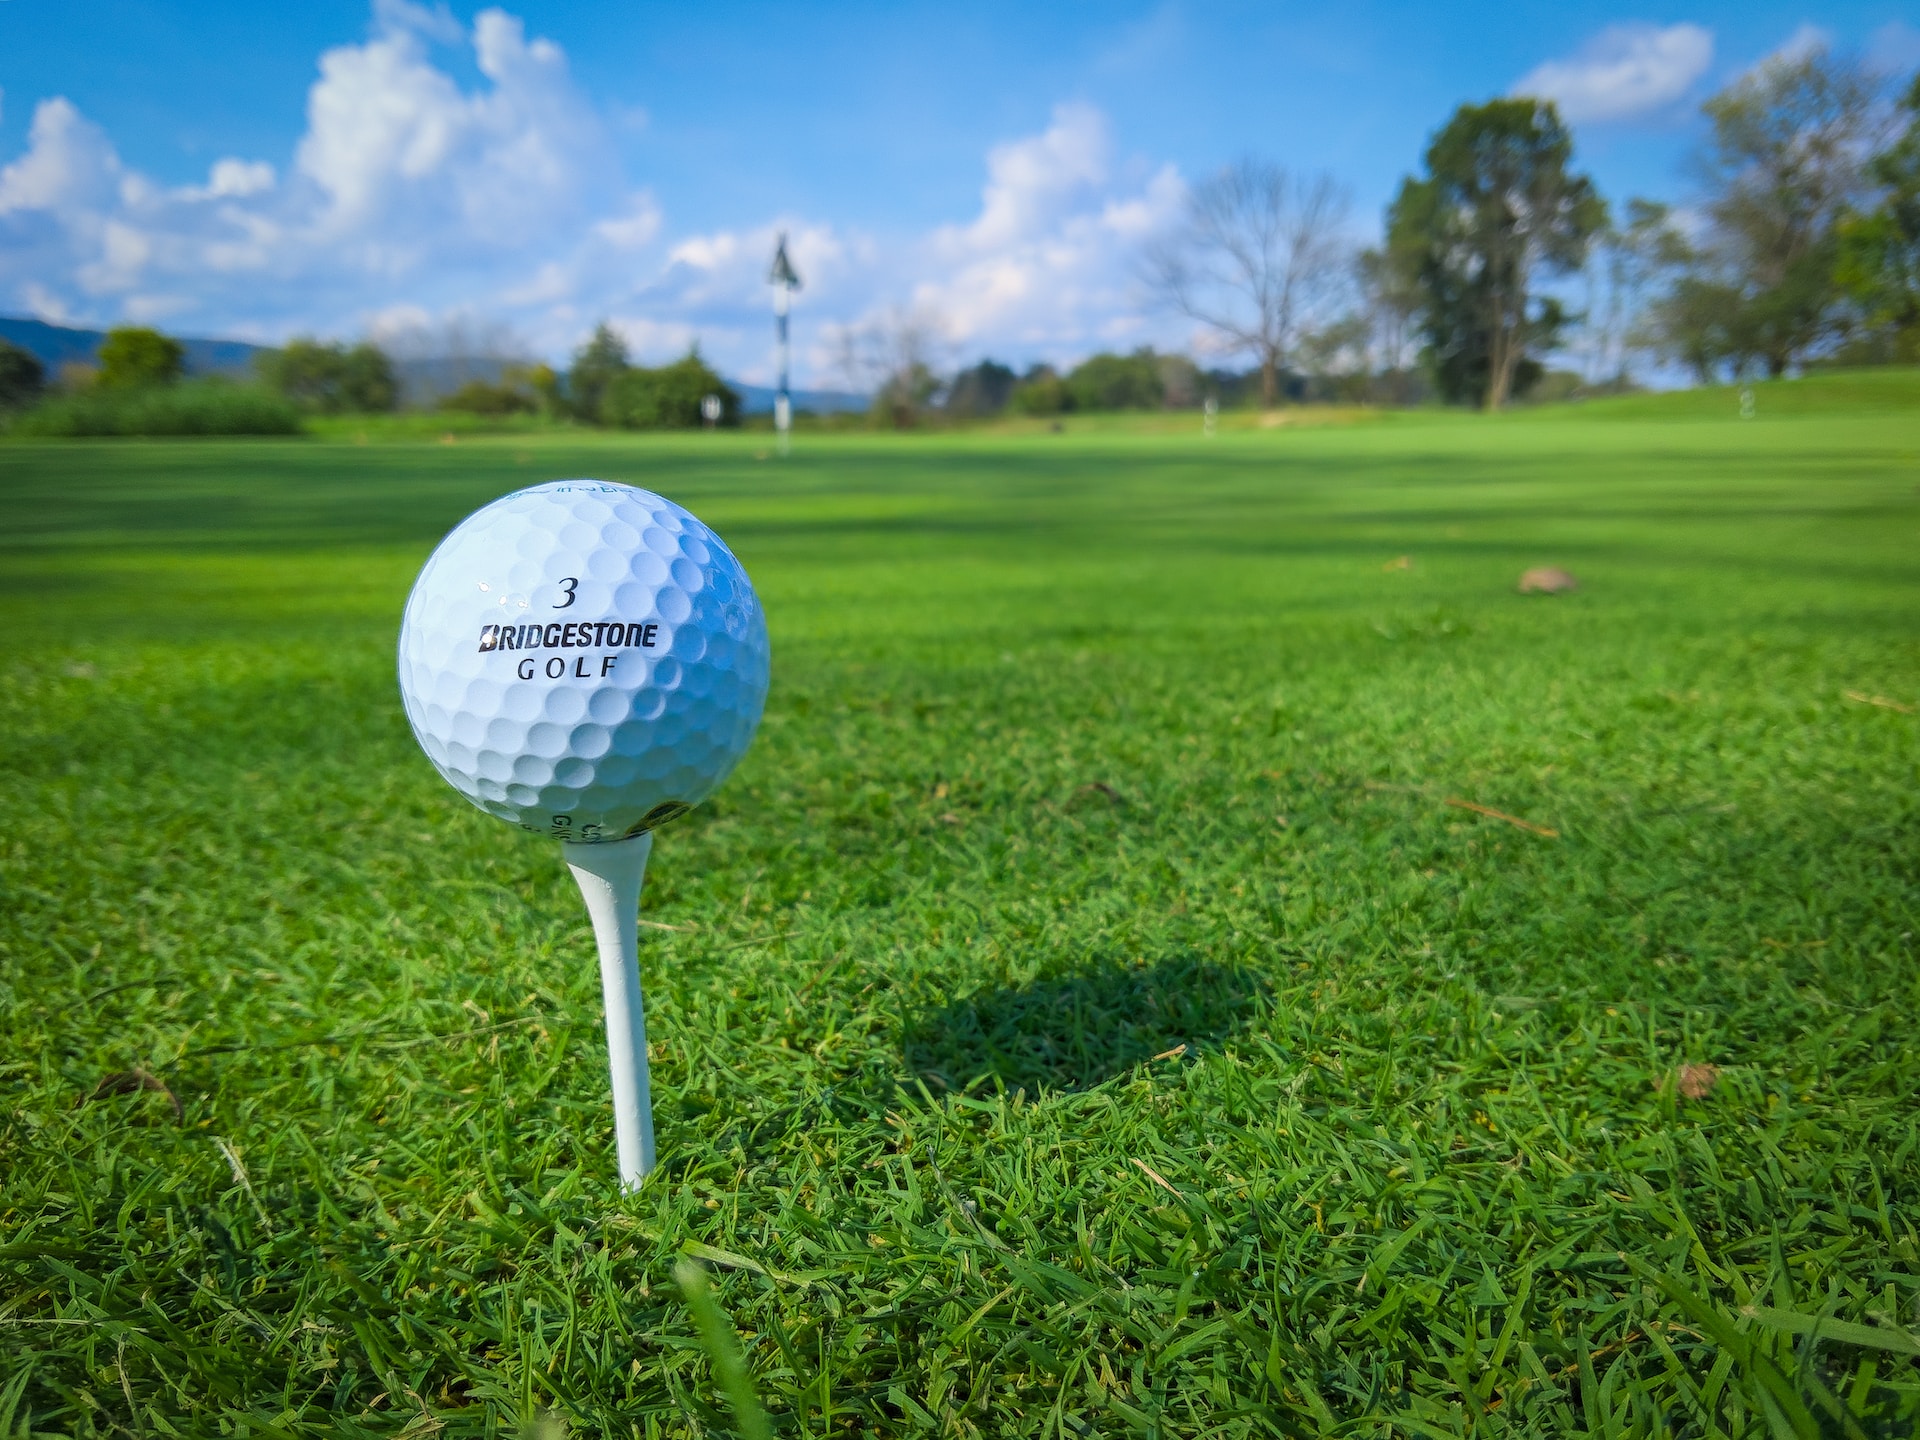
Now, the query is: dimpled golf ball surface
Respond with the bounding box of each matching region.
[398,480,769,842]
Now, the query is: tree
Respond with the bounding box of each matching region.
[1385,99,1604,409]
[1145,161,1351,406]
[97,327,184,389]
[1657,48,1882,377]
[0,340,46,410]
[1585,199,1691,385]
[944,360,1017,418]
[831,310,944,428]
[567,324,631,422]
[1837,74,1920,361]
[602,351,739,430]
[1065,349,1166,410]
[258,339,397,413]
[1355,245,1421,374]
[1009,365,1070,416]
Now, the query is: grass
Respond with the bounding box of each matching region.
[2,381,1918,1437]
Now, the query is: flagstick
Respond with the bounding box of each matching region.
[564,832,656,1189]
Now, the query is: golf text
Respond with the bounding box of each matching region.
[478,620,661,680]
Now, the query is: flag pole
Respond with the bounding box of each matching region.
[768,234,802,458]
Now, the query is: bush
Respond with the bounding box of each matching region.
[439,379,537,416]
[602,352,738,429]
[7,381,302,437]
[257,340,397,413]
[0,341,46,410]
[438,364,561,418]
[97,327,185,389]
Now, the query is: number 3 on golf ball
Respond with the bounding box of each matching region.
[398,480,771,842]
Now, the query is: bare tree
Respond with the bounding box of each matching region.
[829,307,947,427]
[373,314,533,406]
[1145,161,1352,406]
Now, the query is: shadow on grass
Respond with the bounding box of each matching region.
[901,956,1270,1094]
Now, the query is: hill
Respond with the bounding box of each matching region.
[0,316,266,379]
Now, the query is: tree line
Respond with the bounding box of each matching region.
[6,45,1914,429]
[1167,44,1917,409]
[873,42,1920,419]
[0,322,741,431]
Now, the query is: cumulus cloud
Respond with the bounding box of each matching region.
[1515,22,1714,123]
[0,4,653,351]
[648,106,1187,380]
[0,4,1183,382]
[909,104,1183,351]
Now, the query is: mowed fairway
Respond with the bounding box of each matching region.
[3,385,1918,1437]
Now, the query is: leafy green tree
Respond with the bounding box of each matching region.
[1064,350,1167,410]
[1009,365,1070,416]
[1385,99,1603,408]
[97,327,185,389]
[1837,74,1920,362]
[1654,48,1880,377]
[602,351,739,430]
[0,340,46,410]
[943,360,1017,418]
[522,363,563,415]
[258,339,397,413]
[567,324,631,423]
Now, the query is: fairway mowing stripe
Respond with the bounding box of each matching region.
[1444,797,1560,837]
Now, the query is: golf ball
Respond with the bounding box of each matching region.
[398,480,770,842]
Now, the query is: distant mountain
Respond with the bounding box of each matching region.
[731,381,869,415]
[0,317,264,378]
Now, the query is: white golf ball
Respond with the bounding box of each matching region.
[398,479,770,842]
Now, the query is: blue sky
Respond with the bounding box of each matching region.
[3,0,1916,384]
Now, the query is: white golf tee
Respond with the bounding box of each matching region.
[563,831,656,1190]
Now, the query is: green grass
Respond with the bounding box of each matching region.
[2,387,1918,1437]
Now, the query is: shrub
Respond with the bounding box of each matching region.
[439,379,538,416]
[437,364,561,418]
[97,327,185,389]
[258,340,398,413]
[8,380,301,437]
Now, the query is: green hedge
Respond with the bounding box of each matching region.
[7,381,303,437]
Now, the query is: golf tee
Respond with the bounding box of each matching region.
[563,831,657,1190]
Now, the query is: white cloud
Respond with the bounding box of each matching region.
[907,107,1183,353]
[1766,23,1833,66]
[1515,22,1714,123]
[0,4,648,351]
[0,6,1187,383]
